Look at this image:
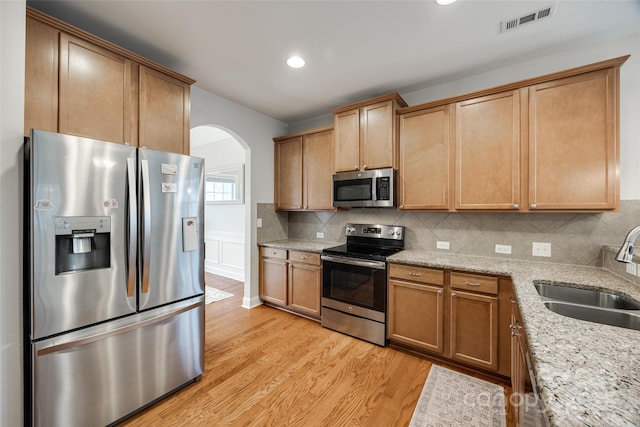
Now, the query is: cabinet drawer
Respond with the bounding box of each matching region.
[451,272,498,295]
[389,264,444,286]
[289,250,321,265]
[260,247,287,260]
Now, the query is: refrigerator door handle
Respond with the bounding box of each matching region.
[36,301,202,356]
[141,158,152,294]
[126,157,138,297]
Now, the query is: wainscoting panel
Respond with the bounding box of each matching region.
[205,231,245,281]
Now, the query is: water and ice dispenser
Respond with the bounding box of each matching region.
[55,216,111,274]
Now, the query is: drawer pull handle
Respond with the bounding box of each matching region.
[272,252,278,255]
[409,272,422,277]
[301,256,307,260]
[465,281,481,287]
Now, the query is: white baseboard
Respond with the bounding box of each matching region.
[205,261,244,282]
[242,295,263,309]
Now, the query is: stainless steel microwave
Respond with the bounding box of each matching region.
[332,168,396,208]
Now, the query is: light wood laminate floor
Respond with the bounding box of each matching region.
[120,274,511,426]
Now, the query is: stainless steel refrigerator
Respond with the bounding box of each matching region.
[24,129,205,426]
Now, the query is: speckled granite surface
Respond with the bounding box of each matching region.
[259,239,340,253]
[389,250,640,427]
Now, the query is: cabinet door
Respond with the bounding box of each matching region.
[455,90,520,210]
[528,69,617,210]
[303,129,334,210]
[58,33,132,144]
[139,66,191,154]
[24,17,59,136]
[334,109,360,172]
[275,136,303,210]
[260,257,287,306]
[450,290,499,370]
[388,279,444,354]
[361,100,395,170]
[398,105,451,210]
[289,263,321,318]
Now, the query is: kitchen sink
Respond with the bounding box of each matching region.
[534,281,640,310]
[542,301,640,331]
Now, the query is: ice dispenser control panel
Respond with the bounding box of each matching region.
[54,216,111,274]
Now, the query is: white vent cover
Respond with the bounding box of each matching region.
[500,5,556,33]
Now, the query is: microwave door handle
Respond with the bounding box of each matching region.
[140,158,151,294]
[126,157,137,297]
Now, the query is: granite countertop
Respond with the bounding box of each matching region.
[259,239,340,253]
[389,249,640,427]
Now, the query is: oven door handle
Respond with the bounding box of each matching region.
[321,255,386,270]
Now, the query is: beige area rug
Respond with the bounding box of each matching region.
[205,286,234,304]
[409,365,506,427]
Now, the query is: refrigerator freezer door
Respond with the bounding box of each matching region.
[31,299,204,427]
[138,148,204,310]
[27,130,138,340]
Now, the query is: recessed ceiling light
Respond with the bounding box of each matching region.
[287,56,305,69]
[436,0,457,5]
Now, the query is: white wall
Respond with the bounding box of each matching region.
[191,133,246,281]
[288,32,640,200]
[190,87,288,308]
[0,2,26,426]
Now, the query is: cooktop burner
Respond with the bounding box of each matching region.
[322,223,405,261]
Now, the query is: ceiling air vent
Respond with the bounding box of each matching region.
[500,5,555,33]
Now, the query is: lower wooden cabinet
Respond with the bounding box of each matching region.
[450,290,499,370]
[259,246,321,319]
[388,264,510,377]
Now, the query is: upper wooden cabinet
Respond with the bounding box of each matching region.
[332,93,407,172]
[397,56,627,212]
[274,135,303,210]
[24,7,195,154]
[58,33,132,144]
[528,69,618,210]
[274,126,334,211]
[398,104,452,210]
[455,90,521,210]
[139,66,191,154]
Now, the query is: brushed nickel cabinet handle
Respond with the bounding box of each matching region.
[354,166,359,170]
[409,272,422,277]
[437,289,443,295]
[451,292,457,298]
[465,281,481,287]
[513,204,519,209]
[530,203,537,209]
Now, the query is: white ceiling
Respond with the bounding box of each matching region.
[28,0,640,125]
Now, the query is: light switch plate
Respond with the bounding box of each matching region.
[316,232,324,239]
[436,241,450,250]
[495,244,512,254]
[256,218,262,228]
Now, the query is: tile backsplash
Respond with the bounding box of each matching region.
[259,200,640,267]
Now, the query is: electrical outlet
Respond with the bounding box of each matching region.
[316,232,324,239]
[532,242,551,257]
[436,241,450,250]
[256,218,262,228]
[626,262,637,276]
[495,244,512,254]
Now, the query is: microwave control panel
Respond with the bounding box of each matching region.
[376,177,391,200]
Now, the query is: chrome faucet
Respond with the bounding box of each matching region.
[616,225,640,263]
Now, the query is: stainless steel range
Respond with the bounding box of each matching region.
[321,223,405,346]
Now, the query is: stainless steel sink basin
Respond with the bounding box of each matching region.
[534,281,640,310]
[542,301,640,331]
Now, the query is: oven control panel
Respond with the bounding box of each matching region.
[344,223,404,240]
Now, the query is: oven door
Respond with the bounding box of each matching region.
[321,255,387,313]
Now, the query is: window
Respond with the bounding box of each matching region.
[205,164,244,204]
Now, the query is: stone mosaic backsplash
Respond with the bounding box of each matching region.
[258,200,640,267]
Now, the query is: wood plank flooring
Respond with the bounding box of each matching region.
[120,274,511,426]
